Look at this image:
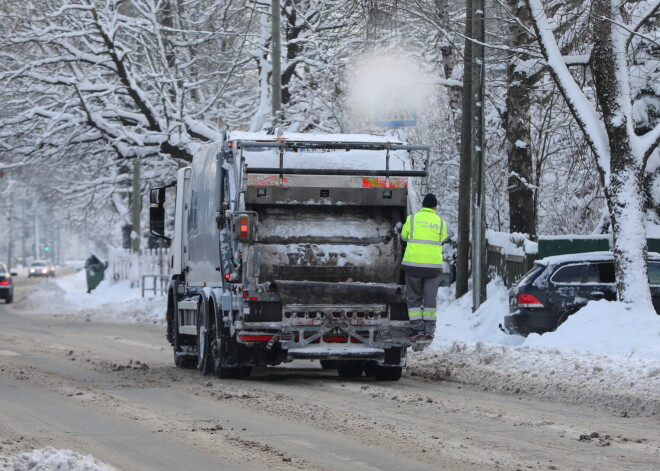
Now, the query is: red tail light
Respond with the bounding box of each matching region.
[239,218,249,240]
[517,293,544,308]
[0,280,9,286]
[243,290,249,299]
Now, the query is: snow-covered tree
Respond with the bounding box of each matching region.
[524,0,660,304]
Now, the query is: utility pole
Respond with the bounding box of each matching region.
[271,0,282,119]
[456,0,474,299]
[131,157,141,253]
[21,193,27,265]
[470,0,487,310]
[34,202,39,260]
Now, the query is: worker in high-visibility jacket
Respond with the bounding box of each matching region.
[400,193,448,340]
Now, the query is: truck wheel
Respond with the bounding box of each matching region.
[373,365,402,381]
[212,309,248,379]
[196,300,214,375]
[174,351,196,369]
[337,361,364,378]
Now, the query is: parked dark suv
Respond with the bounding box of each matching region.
[502,252,660,336]
[0,263,17,304]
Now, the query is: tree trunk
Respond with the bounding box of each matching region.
[606,166,651,305]
[505,1,536,238]
[591,0,651,306]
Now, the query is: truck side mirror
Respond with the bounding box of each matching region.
[150,206,171,243]
[150,187,166,204]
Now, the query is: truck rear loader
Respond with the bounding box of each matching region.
[149,131,432,381]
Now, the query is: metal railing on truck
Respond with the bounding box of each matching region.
[238,140,430,179]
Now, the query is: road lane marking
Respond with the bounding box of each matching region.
[0,350,20,356]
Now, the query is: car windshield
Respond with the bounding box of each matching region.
[31,262,46,267]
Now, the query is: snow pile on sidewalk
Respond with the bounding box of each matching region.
[433,280,524,347]
[406,279,660,416]
[525,300,660,359]
[16,270,166,325]
[4,447,116,471]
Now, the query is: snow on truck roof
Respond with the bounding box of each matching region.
[535,251,660,266]
[228,132,421,172]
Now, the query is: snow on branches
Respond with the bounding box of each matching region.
[524,0,660,306]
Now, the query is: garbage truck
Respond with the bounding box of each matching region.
[149,131,432,381]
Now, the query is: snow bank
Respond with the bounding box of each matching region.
[16,270,165,325]
[433,280,524,347]
[4,447,116,471]
[406,280,660,416]
[525,300,660,359]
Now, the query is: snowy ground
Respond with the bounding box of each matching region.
[12,273,660,418]
[14,269,166,325]
[1,447,116,471]
[407,280,660,417]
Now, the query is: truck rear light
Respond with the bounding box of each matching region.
[239,218,249,240]
[517,293,544,308]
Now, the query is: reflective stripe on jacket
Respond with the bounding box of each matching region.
[401,208,447,269]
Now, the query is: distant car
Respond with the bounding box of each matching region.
[502,251,660,336]
[0,263,17,304]
[28,260,52,278]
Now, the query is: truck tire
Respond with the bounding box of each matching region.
[174,351,196,369]
[212,309,251,379]
[370,347,404,381]
[373,365,402,381]
[337,361,364,378]
[196,299,214,375]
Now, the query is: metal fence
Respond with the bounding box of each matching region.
[108,248,169,296]
[487,246,535,288]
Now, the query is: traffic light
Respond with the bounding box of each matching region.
[44,245,51,252]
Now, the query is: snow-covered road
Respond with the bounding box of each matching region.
[1,274,659,470]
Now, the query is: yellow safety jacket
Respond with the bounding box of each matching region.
[401,208,447,270]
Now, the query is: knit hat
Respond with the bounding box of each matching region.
[422,193,437,208]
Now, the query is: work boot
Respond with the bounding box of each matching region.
[424,320,436,336]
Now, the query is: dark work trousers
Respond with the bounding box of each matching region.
[405,274,441,335]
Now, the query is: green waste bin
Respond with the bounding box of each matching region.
[85,255,106,293]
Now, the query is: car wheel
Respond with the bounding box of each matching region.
[6,293,13,304]
[557,308,580,329]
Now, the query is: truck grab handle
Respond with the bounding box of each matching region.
[245,168,427,177]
